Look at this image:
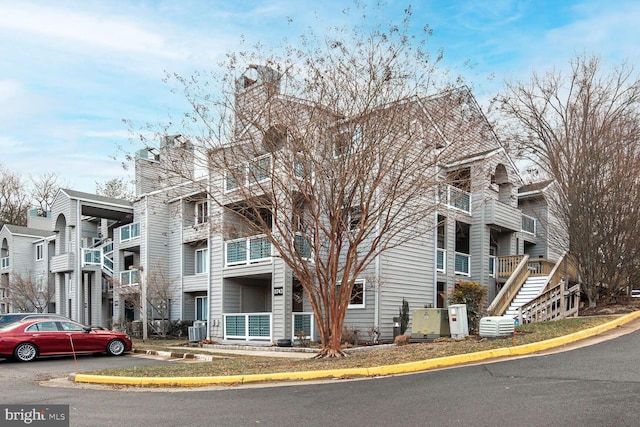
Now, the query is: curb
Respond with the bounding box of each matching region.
[72,311,640,387]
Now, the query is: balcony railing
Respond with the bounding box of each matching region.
[292,312,315,341]
[119,270,140,286]
[295,233,312,259]
[521,214,536,235]
[0,257,8,269]
[454,252,470,276]
[225,235,272,266]
[224,313,272,341]
[120,222,140,242]
[440,185,471,213]
[82,249,101,266]
[224,154,272,193]
[436,248,446,272]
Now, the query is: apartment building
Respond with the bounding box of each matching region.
[0,66,559,343]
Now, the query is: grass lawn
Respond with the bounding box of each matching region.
[84,316,613,378]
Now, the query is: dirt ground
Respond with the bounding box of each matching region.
[578,298,640,316]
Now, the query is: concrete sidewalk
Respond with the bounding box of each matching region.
[72,311,640,387]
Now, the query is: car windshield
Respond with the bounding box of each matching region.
[0,314,23,327]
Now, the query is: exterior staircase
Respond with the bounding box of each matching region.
[504,275,548,318]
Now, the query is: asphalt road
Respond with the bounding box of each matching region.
[2,326,640,427]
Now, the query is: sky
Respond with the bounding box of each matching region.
[1,0,639,193]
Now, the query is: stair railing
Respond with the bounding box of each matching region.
[517,252,580,323]
[488,255,530,316]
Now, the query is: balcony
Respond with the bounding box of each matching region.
[224,154,272,193]
[183,223,209,244]
[224,313,272,341]
[225,235,272,267]
[292,312,315,341]
[119,222,140,242]
[454,252,470,276]
[50,252,74,273]
[440,185,471,213]
[119,270,140,286]
[484,199,521,231]
[0,257,8,270]
[82,249,101,266]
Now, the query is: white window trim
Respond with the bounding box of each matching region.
[195,248,208,274]
[195,296,208,321]
[35,243,44,261]
[348,279,366,309]
[195,201,208,225]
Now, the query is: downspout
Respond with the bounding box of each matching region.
[206,174,211,340]
[179,198,184,320]
[76,199,82,322]
[433,211,438,308]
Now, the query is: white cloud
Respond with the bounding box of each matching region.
[0,3,187,59]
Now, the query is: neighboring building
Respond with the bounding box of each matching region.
[0,66,563,342]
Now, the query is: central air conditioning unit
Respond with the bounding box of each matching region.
[188,320,207,342]
[479,316,515,338]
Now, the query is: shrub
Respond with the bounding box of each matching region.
[449,281,488,334]
[399,298,410,334]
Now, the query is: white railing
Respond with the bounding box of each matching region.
[440,185,471,213]
[82,248,101,266]
[454,252,471,276]
[0,257,9,269]
[489,255,496,278]
[225,235,272,266]
[119,270,140,286]
[521,214,536,235]
[436,248,446,272]
[224,154,272,193]
[120,222,141,242]
[292,312,315,341]
[223,313,272,341]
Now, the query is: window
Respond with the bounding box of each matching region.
[195,248,208,274]
[196,296,208,321]
[195,201,208,225]
[348,280,365,309]
[36,243,44,261]
[342,206,362,232]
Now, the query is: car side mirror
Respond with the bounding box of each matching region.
[82,327,92,333]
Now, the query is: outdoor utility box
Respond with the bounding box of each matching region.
[411,308,450,339]
[448,304,469,339]
[479,316,515,338]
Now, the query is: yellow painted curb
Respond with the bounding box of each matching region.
[73,311,640,387]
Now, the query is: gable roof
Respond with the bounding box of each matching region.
[3,224,54,239]
[59,188,133,207]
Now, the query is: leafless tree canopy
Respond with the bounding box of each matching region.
[131,6,480,356]
[497,54,640,306]
[95,177,135,201]
[0,165,63,227]
[6,271,53,313]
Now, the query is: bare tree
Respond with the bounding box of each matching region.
[30,172,64,212]
[496,54,640,307]
[6,271,53,313]
[0,164,30,227]
[96,177,135,201]
[130,6,477,357]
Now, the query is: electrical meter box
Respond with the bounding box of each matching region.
[479,316,515,338]
[448,304,469,339]
[411,308,450,340]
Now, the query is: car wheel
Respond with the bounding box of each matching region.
[14,343,38,362]
[106,339,125,356]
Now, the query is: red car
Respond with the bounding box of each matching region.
[0,318,132,362]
